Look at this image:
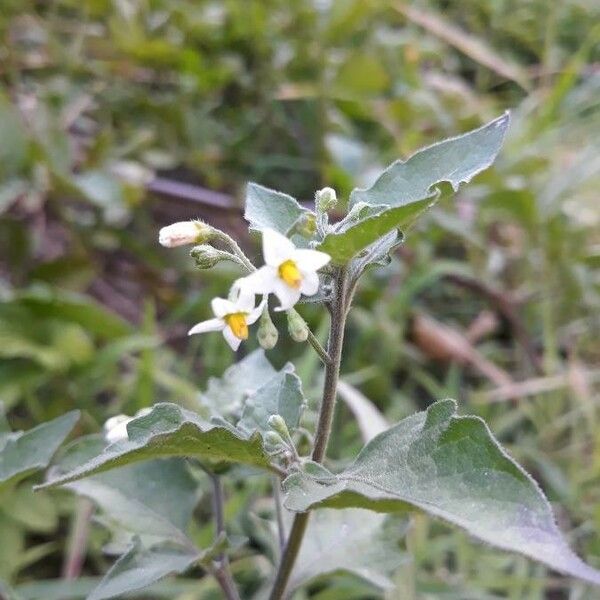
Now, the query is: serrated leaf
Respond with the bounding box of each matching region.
[319,113,509,263]
[289,509,407,592]
[283,399,600,586]
[55,436,198,546]
[0,411,79,490]
[237,364,305,436]
[87,539,200,600]
[244,182,312,235]
[39,403,274,490]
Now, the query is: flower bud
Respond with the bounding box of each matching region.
[264,431,285,448]
[257,307,278,349]
[294,213,317,237]
[287,308,308,342]
[315,187,337,213]
[190,244,233,269]
[159,220,213,248]
[267,414,291,439]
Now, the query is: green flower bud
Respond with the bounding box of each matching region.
[287,308,309,342]
[315,187,337,213]
[267,414,290,439]
[264,431,285,448]
[190,244,234,269]
[257,307,278,349]
[294,213,317,238]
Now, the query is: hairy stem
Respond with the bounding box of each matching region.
[210,474,241,600]
[216,232,256,273]
[269,269,348,600]
[306,326,332,365]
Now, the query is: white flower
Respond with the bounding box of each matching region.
[159,220,212,248]
[242,228,330,311]
[188,283,265,350]
[103,408,152,443]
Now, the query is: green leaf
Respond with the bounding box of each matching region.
[87,539,200,600]
[349,113,510,209]
[283,399,600,586]
[289,508,407,592]
[244,182,311,235]
[200,349,277,418]
[1,485,59,533]
[55,436,199,546]
[2,289,132,340]
[318,113,510,264]
[348,229,403,278]
[237,364,305,436]
[38,403,274,490]
[0,411,79,490]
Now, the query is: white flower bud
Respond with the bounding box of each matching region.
[159,221,213,248]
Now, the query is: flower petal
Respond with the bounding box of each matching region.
[223,326,242,350]
[188,318,225,335]
[263,228,295,266]
[273,279,302,311]
[247,297,267,325]
[211,297,237,318]
[293,249,331,271]
[240,266,278,295]
[299,270,320,296]
[230,278,257,312]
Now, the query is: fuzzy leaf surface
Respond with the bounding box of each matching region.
[289,508,407,592]
[245,182,311,235]
[55,436,198,546]
[237,364,305,436]
[200,349,277,418]
[87,540,200,600]
[0,410,79,489]
[284,399,600,586]
[39,403,273,489]
[319,113,510,263]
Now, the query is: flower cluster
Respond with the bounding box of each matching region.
[159,223,331,350]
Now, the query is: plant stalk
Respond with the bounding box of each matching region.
[62,498,94,579]
[210,474,241,600]
[269,269,348,600]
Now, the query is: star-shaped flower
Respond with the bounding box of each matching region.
[242,228,330,311]
[188,284,264,350]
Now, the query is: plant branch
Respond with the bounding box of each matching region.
[305,326,332,364]
[269,268,349,600]
[215,231,256,273]
[209,474,241,600]
[272,475,286,551]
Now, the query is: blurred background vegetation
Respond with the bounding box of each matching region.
[1,0,599,598]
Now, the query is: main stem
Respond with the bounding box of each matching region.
[269,269,348,600]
